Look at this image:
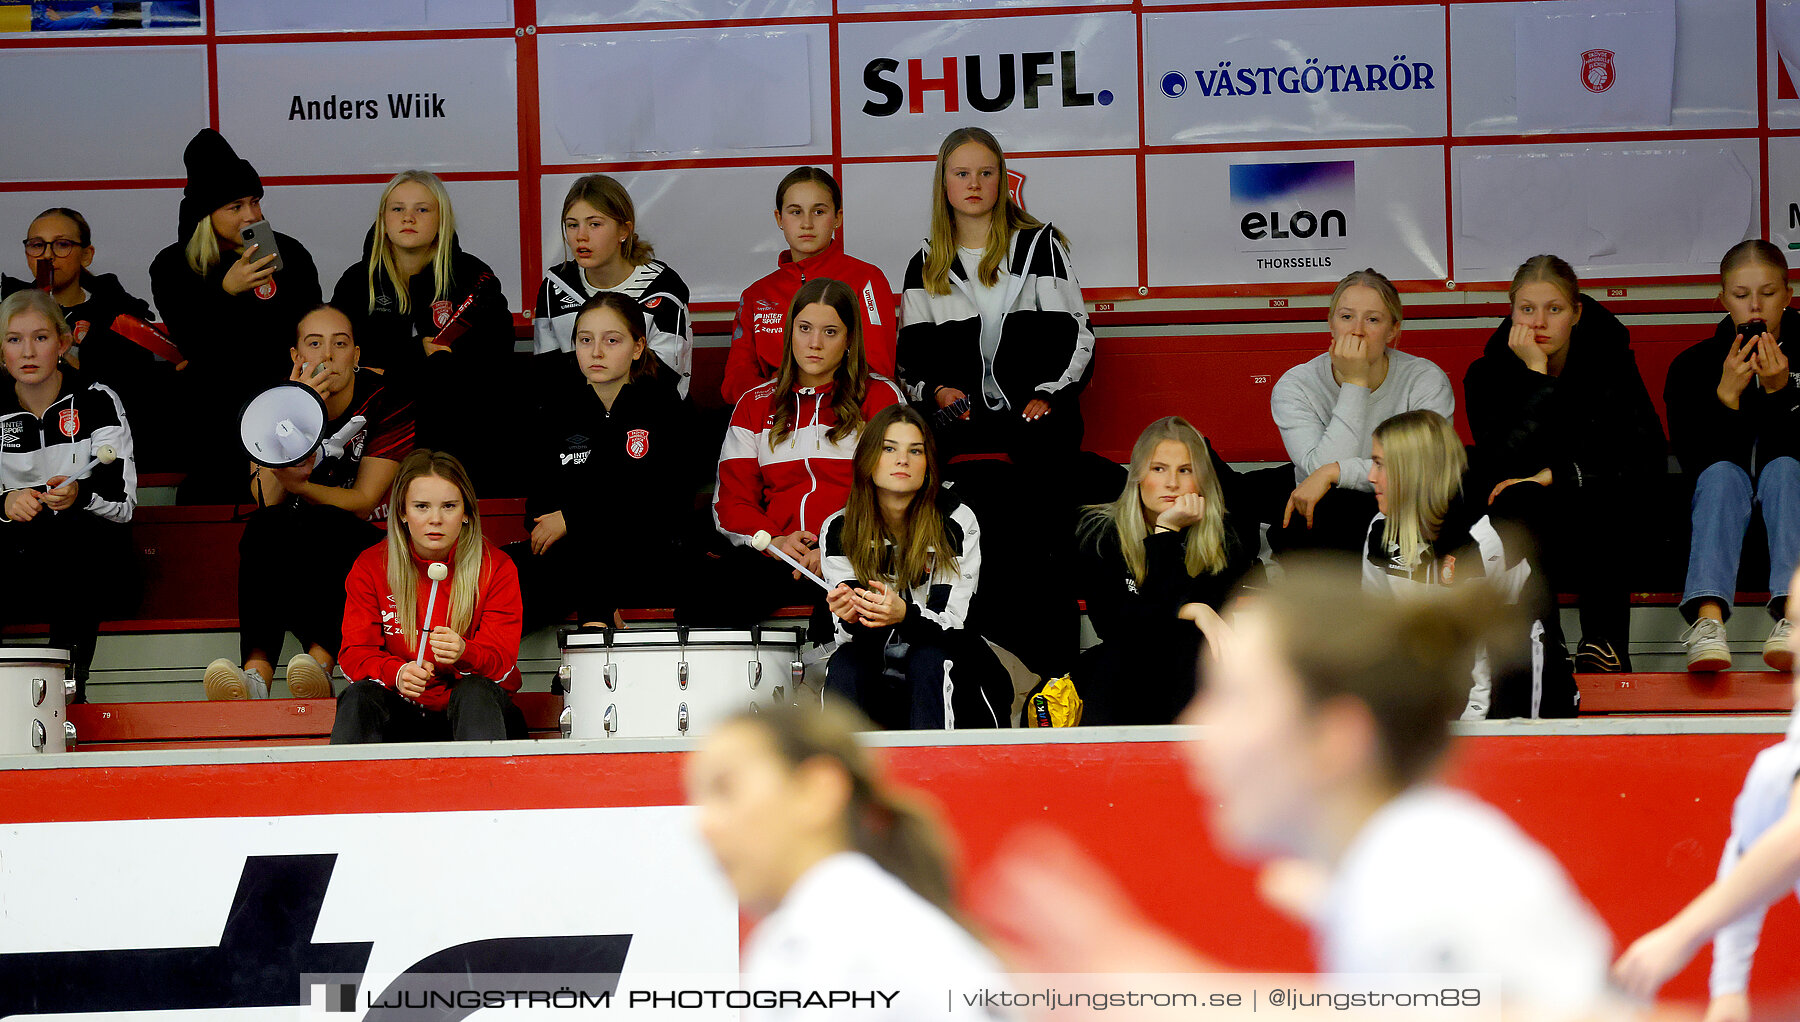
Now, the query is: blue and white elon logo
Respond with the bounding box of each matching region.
[1229,161,1353,245]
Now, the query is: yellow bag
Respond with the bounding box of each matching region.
[1025,675,1083,727]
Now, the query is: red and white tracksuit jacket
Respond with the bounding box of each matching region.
[338,539,522,712]
[723,238,897,404]
[713,375,904,547]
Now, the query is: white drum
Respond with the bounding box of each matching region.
[558,627,806,739]
[0,647,75,755]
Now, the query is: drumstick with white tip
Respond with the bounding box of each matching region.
[417,561,449,666]
[751,530,831,591]
[51,444,117,491]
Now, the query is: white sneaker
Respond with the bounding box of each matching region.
[1764,619,1794,672]
[1682,618,1732,673]
[204,658,251,700]
[285,653,333,699]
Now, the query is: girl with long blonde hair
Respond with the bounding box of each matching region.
[1073,416,1255,725]
[331,449,525,743]
[819,404,1011,729]
[327,170,511,487]
[1362,409,1578,719]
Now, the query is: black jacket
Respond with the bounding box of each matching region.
[1462,294,1665,491]
[1664,309,1800,478]
[526,374,693,558]
[1077,510,1253,651]
[147,230,321,408]
[328,225,513,386]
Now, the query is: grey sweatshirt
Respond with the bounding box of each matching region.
[1271,349,1456,491]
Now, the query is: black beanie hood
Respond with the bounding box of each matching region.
[177,128,263,242]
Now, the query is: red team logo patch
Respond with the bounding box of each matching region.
[431,300,453,330]
[57,408,79,438]
[1581,48,1615,93]
[253,279,278,301]
[626,429,649,460]
[1006,169,1028,210]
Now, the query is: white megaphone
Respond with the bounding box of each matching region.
[238,383,368,468]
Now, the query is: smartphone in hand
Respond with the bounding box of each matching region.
[239,220,285,272]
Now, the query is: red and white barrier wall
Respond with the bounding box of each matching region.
[2,722,1796,1012]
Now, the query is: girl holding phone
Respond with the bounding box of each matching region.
[149,129,320,502]
[820,404,1011,730]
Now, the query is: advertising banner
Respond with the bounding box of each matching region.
[1145,147,1448,286]
[1142,6,1447,145]
[837,13,1139,158]
[215,38,520,175]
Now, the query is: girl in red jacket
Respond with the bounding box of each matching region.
[689,277,903,628]
[330,449,523,744]
[722,167,897,404]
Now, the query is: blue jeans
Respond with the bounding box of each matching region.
[1681,458,1800,621]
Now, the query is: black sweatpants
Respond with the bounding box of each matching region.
[677,543,830,641]
[0,509,139,701]
[1486,479,1631,648]
[508,534,680,630]
[328,676,519,743]
[1075,627,1205,726]
[826,628,1012,730]
[237,504,383,664]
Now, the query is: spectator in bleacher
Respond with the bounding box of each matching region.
[820,404,1010,729]
[203,305,415,701]
[723,167,897,405]
[897,126,1093,473]
[532,174,692,397]
[1463,254,1665,674]
[149,128,320,503]
[896,126,1101,685]
[2,208,178,471]
[510,291,692,631]
[1664,240,1800,674]
[0,288,138,702]
[692,277,902,631]
[1361,410,1577,718]
[328,170,512,490]
[687,702,1008,994]
[1073,416,1254,726]
[331,449,522,743]
[1270,268,1454,553]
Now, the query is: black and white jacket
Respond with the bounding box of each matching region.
[531,259,693,397]
[1360,503,1576,721]
[0,367,136,524]
[896,223,1094,411]
[820,490,982,649]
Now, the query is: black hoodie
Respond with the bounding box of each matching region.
[1663,308,1800,478]
[1462,294,1666,491]
[327,225,513,385]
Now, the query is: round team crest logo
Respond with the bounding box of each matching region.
[1581,48,1615,93]
[57,408,79,438]
[431,300,453,330]
[253,279,278,301]
[626,429,650,460]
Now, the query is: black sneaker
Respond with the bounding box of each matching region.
[1574,639,1630,673]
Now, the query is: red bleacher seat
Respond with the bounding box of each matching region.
[1577,672,1794,715]
[66,691,565,750]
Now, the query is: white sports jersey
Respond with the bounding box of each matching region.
[742,852,1012,1020]
[1317,785,1612,1021]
